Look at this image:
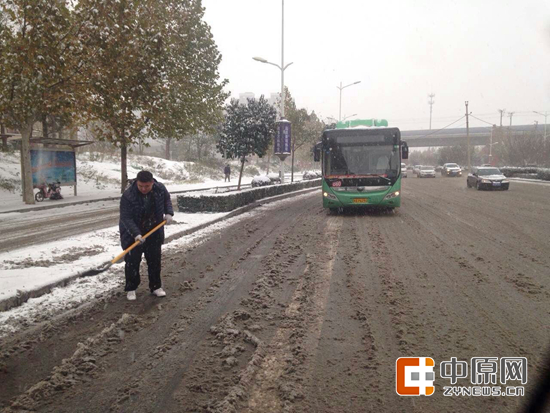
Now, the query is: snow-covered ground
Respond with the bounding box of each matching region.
[0,151,266,212]
[0,210,227,300]
[0,193,316,338]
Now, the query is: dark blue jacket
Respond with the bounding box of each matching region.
[119,180,174,248]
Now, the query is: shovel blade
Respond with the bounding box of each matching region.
[80,261,112,277]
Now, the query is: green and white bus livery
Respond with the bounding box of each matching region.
[314,124,409,212]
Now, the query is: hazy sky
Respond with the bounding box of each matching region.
[202,0,550,131]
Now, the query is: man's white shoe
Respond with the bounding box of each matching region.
[127,291,136,301]
[152,288,166,297]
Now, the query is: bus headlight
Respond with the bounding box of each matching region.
[384,191,400,200]
[323,192,337,200]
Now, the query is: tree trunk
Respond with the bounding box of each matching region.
[266,152,270,174]
[237,156,245,191]
[42,115,49,139]
[165,137,171,160]
[20,123,35,204]
[121,135,128,194]
[1,123,7,152]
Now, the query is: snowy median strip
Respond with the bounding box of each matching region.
[0,190,318,337]
[0,211,226,309]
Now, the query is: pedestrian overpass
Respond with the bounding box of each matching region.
[401,124,538,147]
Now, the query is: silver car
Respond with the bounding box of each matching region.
[418,165,436,178]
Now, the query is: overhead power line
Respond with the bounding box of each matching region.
[414,115,466,139]
[469,114,495,126]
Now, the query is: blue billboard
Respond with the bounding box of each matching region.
[274,120,291,155]
[31,149,76,186]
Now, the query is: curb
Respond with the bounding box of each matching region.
[0,185,320,312]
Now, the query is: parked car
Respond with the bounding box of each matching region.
[251,175,272,187]
[267,172,281,184]
[435,165,443,172]
[302,171,318,180]
[418,165,436,178]
[467,167,509,190]
[441,163,462,177]
[413,165,422,175]
[401,163,407,178]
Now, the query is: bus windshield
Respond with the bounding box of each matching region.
[326,144,399,176]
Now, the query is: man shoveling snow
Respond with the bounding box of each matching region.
[119,171,174,301]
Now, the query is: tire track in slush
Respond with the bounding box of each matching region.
[297,214,416,413]
[242,217,341,412]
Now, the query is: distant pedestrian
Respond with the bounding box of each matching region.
[224,164,231,182]
[119,170,174,301]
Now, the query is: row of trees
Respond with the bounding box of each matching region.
[0,0,227,202]
[492,128,550,167]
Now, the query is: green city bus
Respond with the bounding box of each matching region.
[313,121,409,213]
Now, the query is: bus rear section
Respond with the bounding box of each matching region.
[314,126,408,211]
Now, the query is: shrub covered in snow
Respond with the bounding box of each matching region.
[500,166,550,181]
[537,168,550,181]
[177,178,321,213]
[251,175,272,187]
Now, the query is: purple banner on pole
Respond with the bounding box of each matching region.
[274,120,291,155]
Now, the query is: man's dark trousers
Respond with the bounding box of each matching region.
[124,232,162,292]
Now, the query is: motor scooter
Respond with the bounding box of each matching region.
[35,182,63,202]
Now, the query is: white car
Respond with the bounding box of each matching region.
[418,165,436,178]
[302,171,318,180]
[401,163,407,178]
[267,172,281,183]
[413,165,422,175]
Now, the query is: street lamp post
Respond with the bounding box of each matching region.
[342,113,357,121]
[488,124,498,165]
[252,56,293,118]
[489,141,499,164]
[252,0,293,183]
[337,81,361,122]
[533,111,548,140]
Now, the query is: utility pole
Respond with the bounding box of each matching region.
[428,93,435,130]
[533,111,548,140]
[508,111,515,126]
[465,101,470,171]
[498,109,506,127]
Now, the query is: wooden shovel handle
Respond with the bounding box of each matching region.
[111,220,167,264]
